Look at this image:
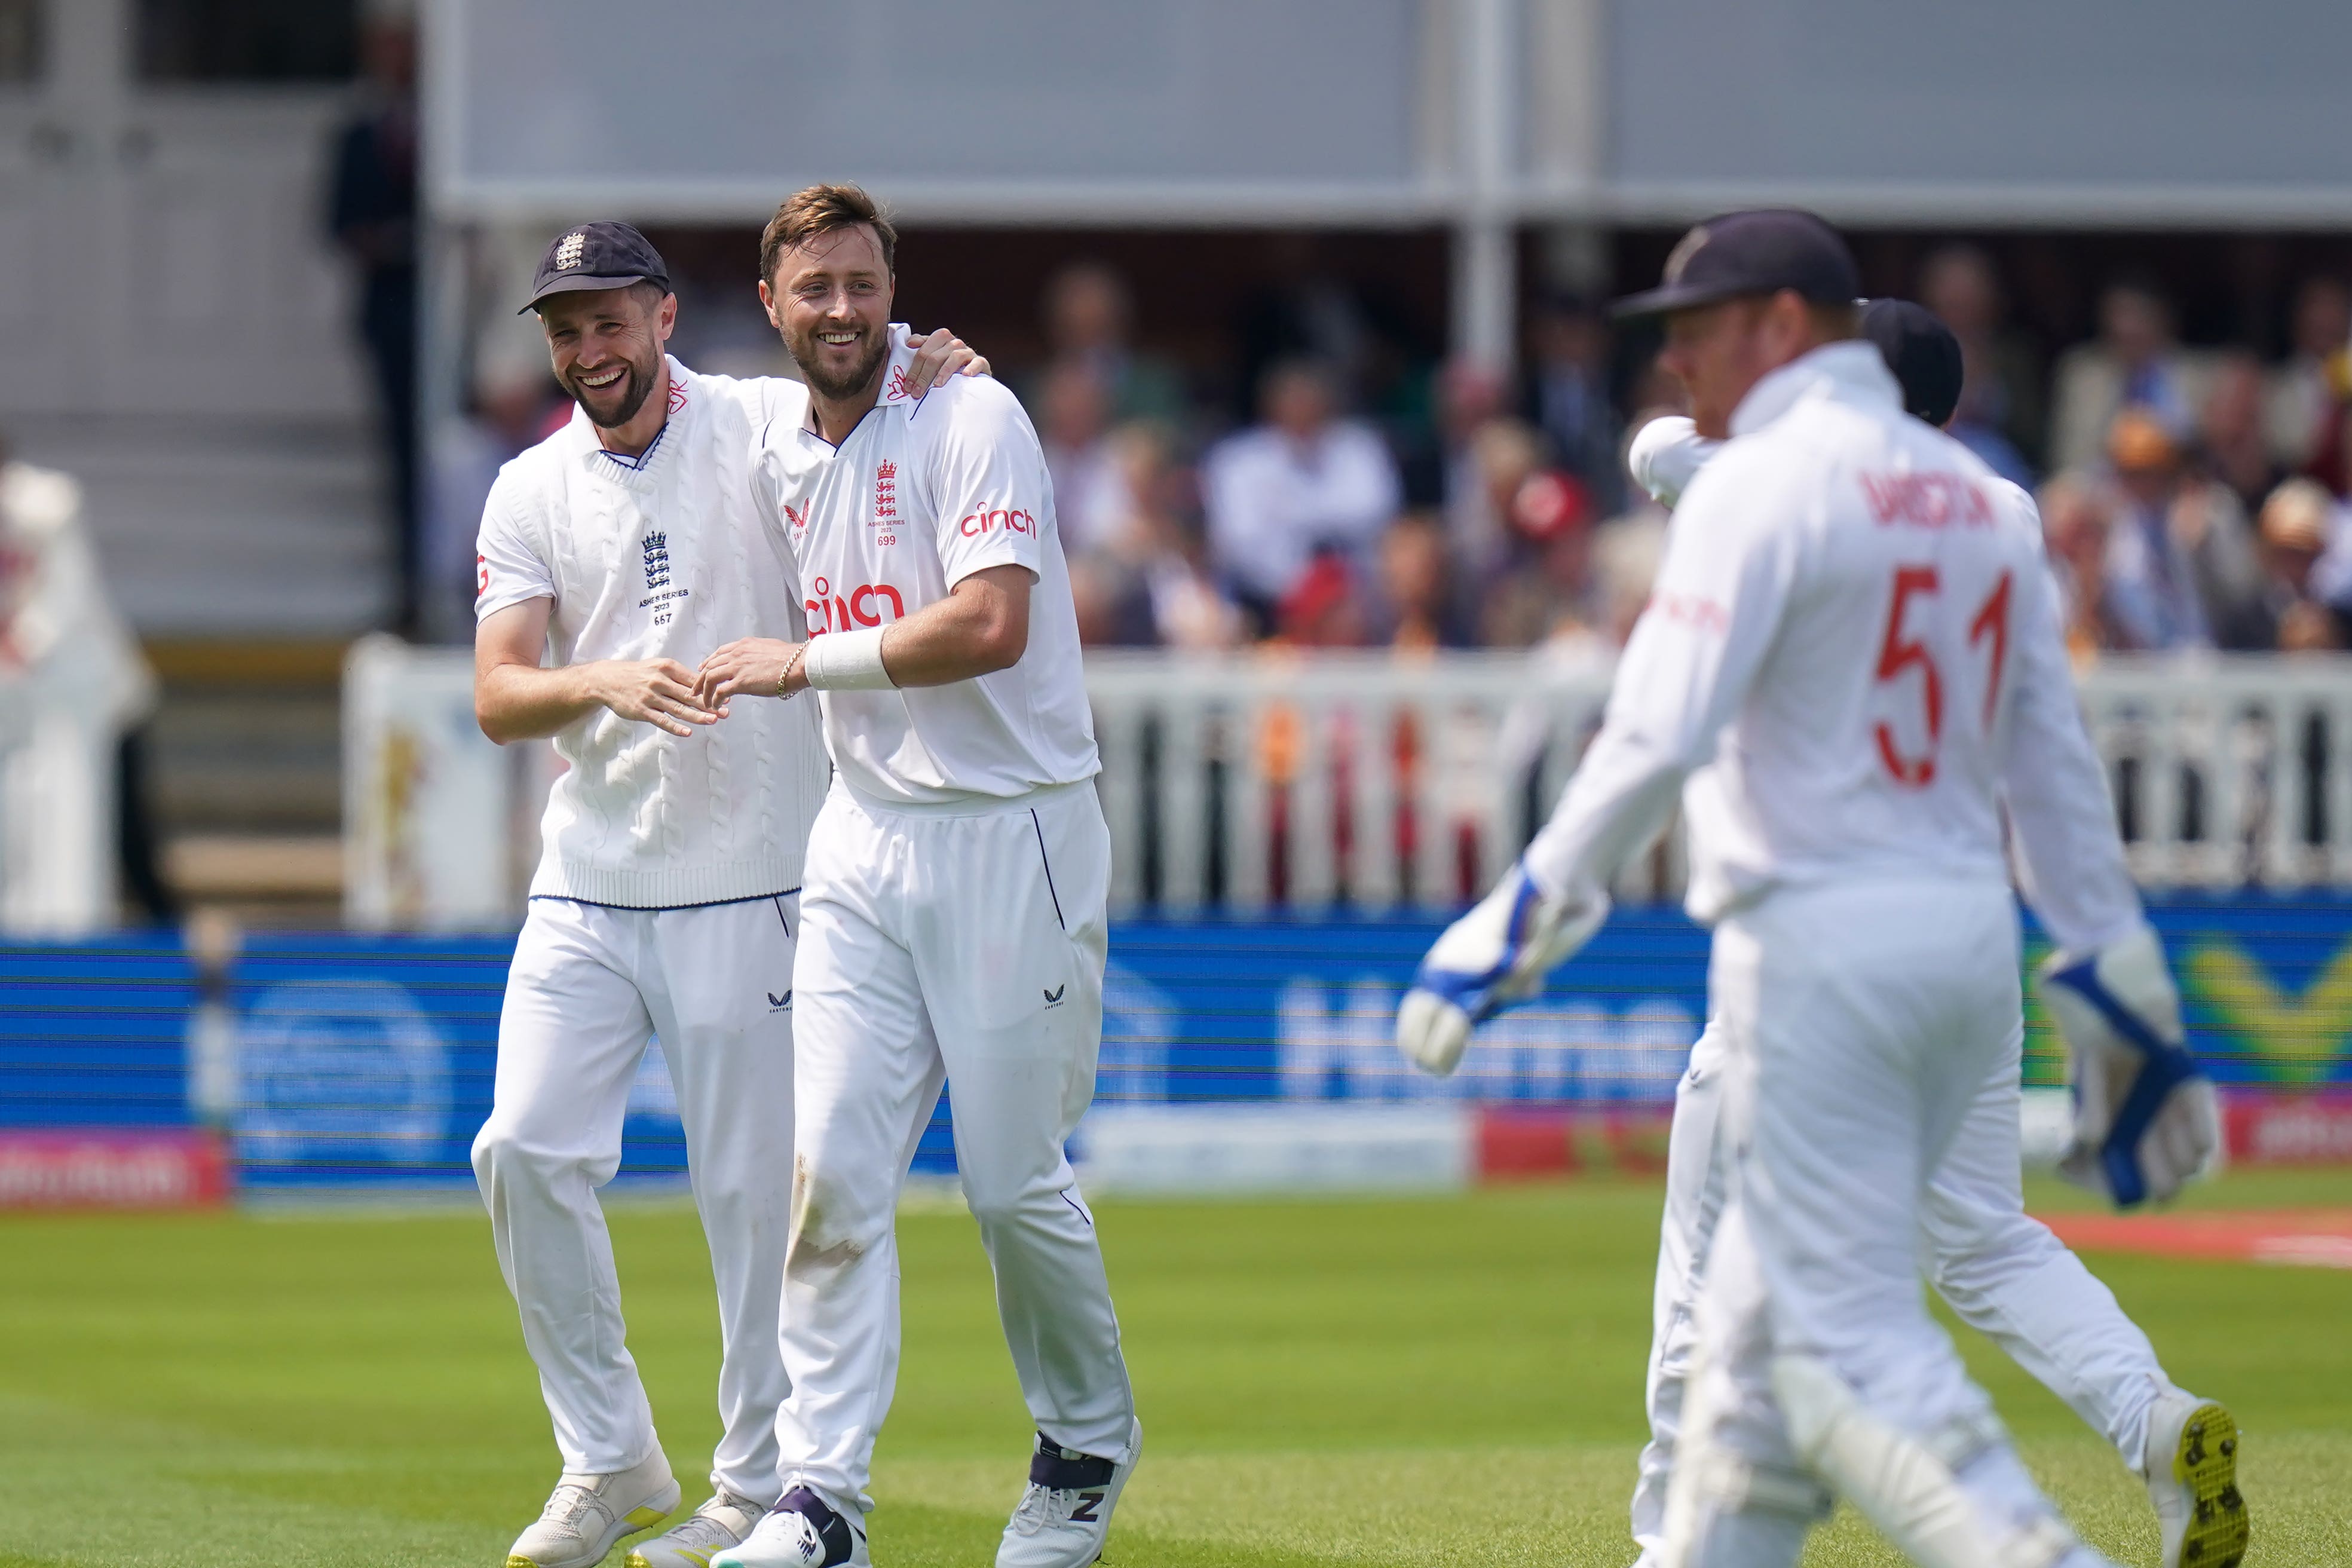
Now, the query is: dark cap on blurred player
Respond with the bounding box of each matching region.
[1862,298,1965,428]
[1613,209,1860,319]
[519,220,670,313]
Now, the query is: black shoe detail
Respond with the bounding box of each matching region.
[772,1486,855,1567]
[1030,1433,1116,1490]
[1069,1492,1103,1523]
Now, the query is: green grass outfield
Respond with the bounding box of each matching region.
[2,1169,2347,1567]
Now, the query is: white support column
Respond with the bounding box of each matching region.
[1450,0,1518,375]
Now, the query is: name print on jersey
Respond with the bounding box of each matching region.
[1859,471,1993,529]
[638,529,690,625]
[805,574,906,635]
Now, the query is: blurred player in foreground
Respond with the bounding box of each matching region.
[471,221,984,1568]
[1616,299,2242,1568]
[1396,211,2225,1568]
[692,185,1137,1568]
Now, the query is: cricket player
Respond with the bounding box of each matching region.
[470,220,986,1568]
[688,185,1137,1568]
[1618,299,2241,1568]
[1394,211,2220,1568]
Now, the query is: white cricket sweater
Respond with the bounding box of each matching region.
[476,355,829,908]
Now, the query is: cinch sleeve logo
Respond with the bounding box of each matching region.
[958,506,1037,538]
[804,575,906,634]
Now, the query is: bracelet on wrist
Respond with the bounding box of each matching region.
[776,644,807,697]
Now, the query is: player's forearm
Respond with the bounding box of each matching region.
[1521,725,1689,903]
[877,579,1029,688]
[476,661,605,743]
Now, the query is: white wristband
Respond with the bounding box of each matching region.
[801,627,896,690]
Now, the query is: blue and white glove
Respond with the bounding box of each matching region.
[1394,862,1609,1076]
[2036,925,2219,1208]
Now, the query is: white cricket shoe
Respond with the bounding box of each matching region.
[506,1450,681,1568]
[997,1421,1141,1568]
[710,1486,869,1568]
[626,1489,765,1568]
[2143,1393,2248,1568]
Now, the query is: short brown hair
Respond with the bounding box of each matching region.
[759,183,896,288]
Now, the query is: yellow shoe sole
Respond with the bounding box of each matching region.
[2171,1401,2249,1568]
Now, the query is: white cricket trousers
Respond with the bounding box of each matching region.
[1630,1018,2170,1559]
[1661,878,2113,1568]
[473,894,799,1503]
[777,779,1135,1517]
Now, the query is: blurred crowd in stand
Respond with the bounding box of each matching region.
[429,241,2352,661]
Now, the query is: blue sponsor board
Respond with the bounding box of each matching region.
[2,899,2347,1189]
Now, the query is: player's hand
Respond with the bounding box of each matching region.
[587,658,717,737]
[693,638,805,709]
[2038,925,2219,1208]
[1394,862,1609,1076]
[903,329,990,394]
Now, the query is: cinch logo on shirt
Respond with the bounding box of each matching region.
[806,574,905,634]
[959,506,1036,539]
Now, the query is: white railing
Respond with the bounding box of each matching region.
[1086,651,2352,915]
[342,646,2352,927]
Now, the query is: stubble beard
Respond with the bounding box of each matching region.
[788,321,889,403]
[568,348,662,430]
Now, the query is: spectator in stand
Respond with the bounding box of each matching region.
[2101,410,2266,651]
[1422,359,1508,580]
[2265,276,2351,477]
[2254,479,2348,652]
[1274,553,1368,647]
[2050,278,2209,474]
[1522,294,1623,514]
[1038,261,1189,425]
[1064,421,1240,651]
[1918,244,2043,483]
[1459,418,1592,648]
[326,15,421,632]
[1202,358,1400,632]
[2038,473,2120,663]
[1119,422,1243,651]
[2199,353,2285,514]
[1036,360,1130,560]
[1373,513,1472,651]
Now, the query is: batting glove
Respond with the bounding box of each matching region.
[1394,862,1608,1076]
[2037,925,2219,1208]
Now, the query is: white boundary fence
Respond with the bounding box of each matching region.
[343,647,2352,927]
[1090,651,2352,915]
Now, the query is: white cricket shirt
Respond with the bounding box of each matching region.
[1526,341,2130,931]
[476,356,830,907]
[748,336,1098,805]
[1622,396,2143,951]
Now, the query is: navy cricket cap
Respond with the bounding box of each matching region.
[1612,209,1860,320]
[1862,298,1965,428]
[520,221,671,314]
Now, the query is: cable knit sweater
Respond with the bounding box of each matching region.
[476,354,829,908]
